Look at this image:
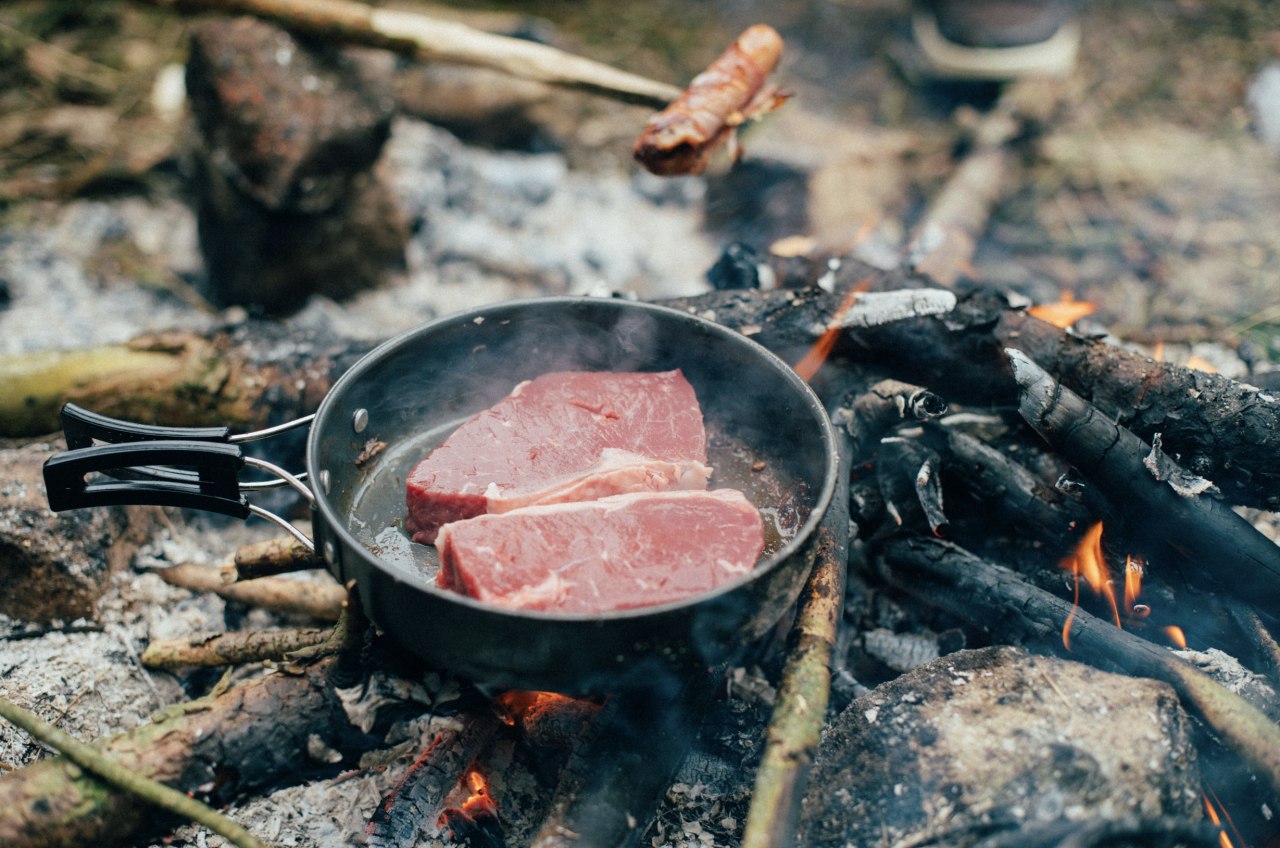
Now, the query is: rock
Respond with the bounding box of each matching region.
[185,17,408,313]
[799,646,1202,847]
[0,442,155,622]
[1247,62,1280,155]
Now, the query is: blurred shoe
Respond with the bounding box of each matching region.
[913,0,1080,80]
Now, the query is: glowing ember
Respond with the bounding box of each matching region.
[494,690,579,725]
[793,276,872,381]
[1164,625,1188,648]
[1028,291,1096,328]
[438,768,503,844]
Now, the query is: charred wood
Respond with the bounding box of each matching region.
[742,431,852,848]
[923,424,1089,545]
[0,659,380,848]
[661,286,1280,510]
[1008,349,1280,620]
[878,535,1280,799]
[366,715,499,848]
[531,665,724,848]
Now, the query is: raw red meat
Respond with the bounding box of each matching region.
[405,370,711,544]
[435,489,765,612]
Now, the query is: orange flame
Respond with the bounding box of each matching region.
[1059,522,1122,649]
[438,768,501,835]
[1202,792,1236,848]
[793,276,873,382]
[1164,625,1188,648]
[1123,555,1147,616]
[1028,291,1097,328]
[1184,354,1218,374]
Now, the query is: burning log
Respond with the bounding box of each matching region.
[0,659,379,848]
[157,562,347,622]
[878,535,1280,798]
[1007,348,1280,619]
[531,667,725,848]
[141,0,680,108]
[366,715,499,848]
[140,627,332,669]
[662,285,1280,511]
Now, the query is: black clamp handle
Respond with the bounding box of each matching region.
[60,403,232,449]
[44,440,249,518]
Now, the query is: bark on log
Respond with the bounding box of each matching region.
[140,627,332,669]
[158,562,346,621]
[878,535,1280,799]
[661,286,1280,510]
[1008,348,1280,619]
[223,536,324,581]
[0,659,374,848]
[0,321,371,438]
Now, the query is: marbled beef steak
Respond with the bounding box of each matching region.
[435,489,765,612]
[405,370,711,543]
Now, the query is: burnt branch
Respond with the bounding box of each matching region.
[878,535,1280,799]
[1008,349,1280,619]
[661,286,1280,510]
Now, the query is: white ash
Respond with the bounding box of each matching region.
[1172,646,1280,722]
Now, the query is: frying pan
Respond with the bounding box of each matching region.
[44,297,838,694]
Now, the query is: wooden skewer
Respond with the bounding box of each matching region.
[141,0,682,108]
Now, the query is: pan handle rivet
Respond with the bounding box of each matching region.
[323,540,336,562]
[319,469,331,494]
[352,408,369,434]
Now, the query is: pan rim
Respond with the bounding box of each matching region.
[308,294,839,624]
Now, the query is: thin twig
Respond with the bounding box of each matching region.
[0,694,268,848]
[140,0,681,108]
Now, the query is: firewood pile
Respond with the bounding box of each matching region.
[2,1,1280,847]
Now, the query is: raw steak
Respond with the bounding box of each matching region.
[405,370,711,544]
[435,489,765,612]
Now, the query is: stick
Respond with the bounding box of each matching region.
[141,627,332,669]
[743,431,852,848]
[141,0,681,108]
[0,660,350,847]
[0,695,266,848]
[906,79,1061,287]
[158,562,347,621]
[878,536,1280,798]
[1007,348,1280,618]
[223,536,324,581]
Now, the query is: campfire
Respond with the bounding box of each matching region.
[2,2,1279,848]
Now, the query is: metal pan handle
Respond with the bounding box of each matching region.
[45,404,317,550]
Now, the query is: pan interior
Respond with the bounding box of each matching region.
[311,298,833,616]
